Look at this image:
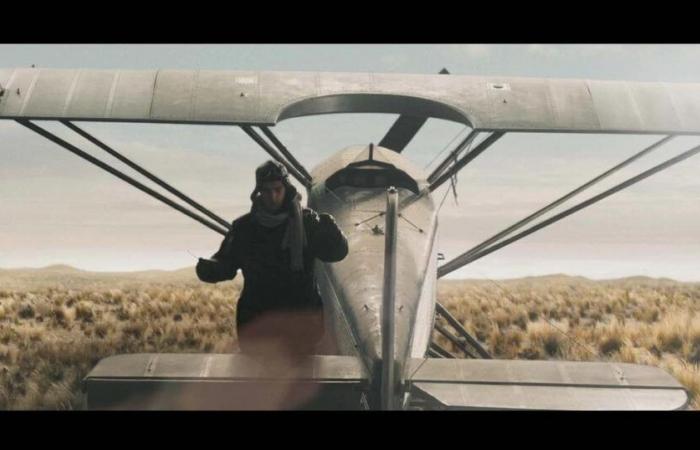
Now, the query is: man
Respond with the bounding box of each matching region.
[196,160,348,355]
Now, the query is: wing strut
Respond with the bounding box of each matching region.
[16,120,229,236]
[381,186,399,410]
[429,132,505,193]
[434,323,478,358]
[258,126,313,181]
[428,342,456,359]
[240,125,312,189]
[427,129,480,184]
[435,302,491,358]
[438,135,675,278]
[438,138,700,278]
[60,121,231,229]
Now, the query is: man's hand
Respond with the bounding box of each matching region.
[196,257,221,283]
[318,213,337,226]
[312,212,348,262]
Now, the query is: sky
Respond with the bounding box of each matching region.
[1,44,699,281]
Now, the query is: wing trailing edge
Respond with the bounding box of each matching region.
[407,358,688,410]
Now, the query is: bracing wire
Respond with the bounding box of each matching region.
[423,126,470,170]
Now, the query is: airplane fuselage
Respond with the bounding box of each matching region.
[307,144,439,406]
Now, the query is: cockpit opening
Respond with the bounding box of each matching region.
[325,161,420,194]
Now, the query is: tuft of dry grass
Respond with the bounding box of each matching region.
[0,267,241,410]
[434,275,700,409]
[1,267,698,409]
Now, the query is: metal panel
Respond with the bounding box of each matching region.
[109,70,157,119]
[408,358,688,410]
[1,68,39,116]
[65,70,117,118]
[547,78,600,130]
[259,71,318,121]
[407,359,685,388]
[413,382,688,410]
[86,353,368,381]
[315,261,363,358]
[85,379,365,410]
[0,68,16,115]
[628,82,683,131]
[22,69,79,117]
[588,80,645,132]
[319,71,372,95]
[193,70,259,123]
[84,353,368,410]
[665,82,700,131]
[483,77,557,130]
[151,70,197,121]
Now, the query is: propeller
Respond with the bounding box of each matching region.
[378,68,450,153]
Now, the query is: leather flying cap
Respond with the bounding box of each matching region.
[255,160,288,185]
[250,160,290,200]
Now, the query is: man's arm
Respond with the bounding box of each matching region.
[306,210,349,263]
[196,225,239,283]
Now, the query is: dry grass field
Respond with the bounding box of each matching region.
[0,265,698,410]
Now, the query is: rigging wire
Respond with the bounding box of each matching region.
[422,126,470,170]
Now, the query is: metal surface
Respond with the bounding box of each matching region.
[438,135,674,277]
[308,145,438,407]
[4,69,700,134]
[429,132,505,193]
[435,303,491,358]
[408,358,688,410]
[61,120,231,229]
[84,353,369,410]
[442,142,700,273]
[240,125,311,188]
[16,120,229,236]
[381,187,399,410]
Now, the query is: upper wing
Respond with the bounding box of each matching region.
[2,68,700,134]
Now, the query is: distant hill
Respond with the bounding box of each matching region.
[0,265,695,290]
[0,264,209,290]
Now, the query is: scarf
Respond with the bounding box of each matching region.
[253,192,307,271]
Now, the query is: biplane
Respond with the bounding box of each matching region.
[0,67,695,410]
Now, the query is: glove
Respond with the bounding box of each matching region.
[196,257,219,282]
[319,213,337,226]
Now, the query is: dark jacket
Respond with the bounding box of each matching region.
[196,207,348,329]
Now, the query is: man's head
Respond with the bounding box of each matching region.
[252,160,290,213]
[260,179,286,213]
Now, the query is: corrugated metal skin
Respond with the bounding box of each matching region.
[3,68,700,134]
